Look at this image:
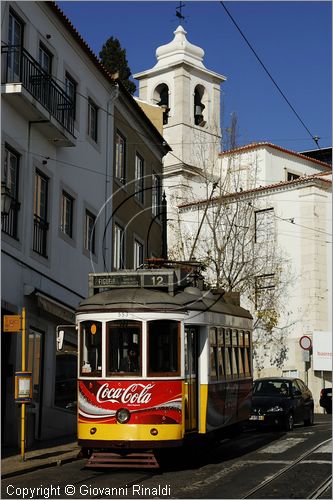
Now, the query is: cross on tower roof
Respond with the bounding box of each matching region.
[176,2,186,25]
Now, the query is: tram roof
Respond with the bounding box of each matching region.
[77,287,252,319]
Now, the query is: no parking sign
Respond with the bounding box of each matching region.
[299,335,312,351]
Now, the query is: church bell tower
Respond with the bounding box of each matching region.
[134,24,226,202]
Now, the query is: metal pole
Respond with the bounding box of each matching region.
[21,307,26,461]
[188,182,218,261]
[162,192,168,259]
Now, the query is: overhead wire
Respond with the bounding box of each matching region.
[219,1,323,151]
[4,0,330,160]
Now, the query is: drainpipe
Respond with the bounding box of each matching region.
[162,192,168,259]
[104,84,119,271]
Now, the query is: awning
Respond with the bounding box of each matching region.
[36,292,75,323]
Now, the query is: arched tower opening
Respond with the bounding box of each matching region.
[153,83,170,125]
[194,85,207,126]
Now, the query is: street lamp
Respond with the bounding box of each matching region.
[1,182,12,215]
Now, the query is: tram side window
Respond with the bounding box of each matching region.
[185,326,197,377]
[80,321,102,376]
[209,327,226,381]
[217,328,225,379]
[107,321,142,375]
[243,331,251,376]
[148,320,179,375]
[237,331,245,377]
[224,329,232,379]
[209,328,218,381]
[231,329,239,377]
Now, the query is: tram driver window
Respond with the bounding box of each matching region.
[80,321,102,376]
[148,320,180,376]
[107,320,142,375]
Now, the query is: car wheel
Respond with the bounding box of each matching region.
[326,408,332,415]
[304,408,314,426]
[282,413,294,431]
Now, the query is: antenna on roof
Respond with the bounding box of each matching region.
[176,2,186,25]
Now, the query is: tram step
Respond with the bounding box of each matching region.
[86,451,159,469]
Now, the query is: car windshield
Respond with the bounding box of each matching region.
[253,380,290,397]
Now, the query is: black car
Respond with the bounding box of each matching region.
[320,388,332,414]
[249,377,314,431]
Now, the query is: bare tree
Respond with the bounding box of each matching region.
[170,147,297,373]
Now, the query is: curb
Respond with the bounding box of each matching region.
[1,453,80,480]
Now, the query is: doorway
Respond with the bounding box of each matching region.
[184,326,198,431]
[27,329,44,439]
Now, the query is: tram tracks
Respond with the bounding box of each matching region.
[308,475,332,499]
[242,438,332,499]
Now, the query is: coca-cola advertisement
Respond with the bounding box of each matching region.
[79,380,182,424]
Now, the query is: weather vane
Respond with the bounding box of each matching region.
[176,2,186,25]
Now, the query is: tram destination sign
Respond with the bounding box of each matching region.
[90,271,174,295]
[93,275,141,288]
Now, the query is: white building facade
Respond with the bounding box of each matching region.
[178,145,332,410]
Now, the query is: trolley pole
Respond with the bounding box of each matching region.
[21,307,26,461]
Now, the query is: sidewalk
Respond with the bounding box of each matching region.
[1,438,80,479]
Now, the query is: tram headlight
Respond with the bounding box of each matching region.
[116,408,130,424]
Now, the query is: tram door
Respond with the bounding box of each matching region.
[184,326,198,431]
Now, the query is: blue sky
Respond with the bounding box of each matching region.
[57,1,332,152]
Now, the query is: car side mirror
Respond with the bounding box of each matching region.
[293,389,302,397]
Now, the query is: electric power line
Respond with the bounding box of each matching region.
[219,1,322,151]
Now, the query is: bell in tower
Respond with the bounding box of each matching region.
[156,84,170,125]
[194,87,206,126]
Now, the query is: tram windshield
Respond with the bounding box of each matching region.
[107,320,142,375]
[79,319,181,378]
[80,321,102,376]
[148,320,180,376]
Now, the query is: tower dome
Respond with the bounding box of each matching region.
[155,25,205,69]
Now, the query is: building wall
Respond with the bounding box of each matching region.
[178,164,331,411]
[219,147,330,191]
[255,182,331,408]
[1,1,167,446]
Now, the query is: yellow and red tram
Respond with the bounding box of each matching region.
[76,265,253,461]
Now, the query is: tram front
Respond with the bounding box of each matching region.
[76,278,188,456]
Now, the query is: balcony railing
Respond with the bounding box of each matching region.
[33,214,49,258]
[1,199,20,239]
[2,45,74,135]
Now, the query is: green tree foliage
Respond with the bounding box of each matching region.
[99,36,136,95]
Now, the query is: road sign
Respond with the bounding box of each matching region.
[299,335,312,351]
[3,315,21,332]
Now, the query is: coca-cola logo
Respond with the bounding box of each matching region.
[96,383,155,405]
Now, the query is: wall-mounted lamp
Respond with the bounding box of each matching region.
[1,182,12,215]
[46,34,51,39]
[42,160,48,165]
